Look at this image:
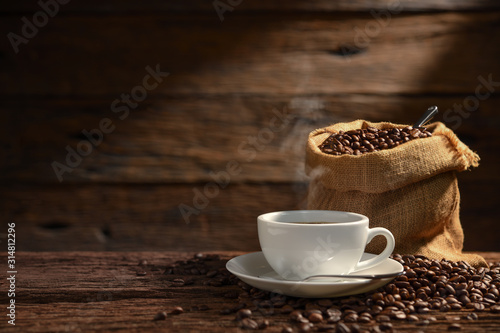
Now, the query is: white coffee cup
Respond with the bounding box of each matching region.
[258,210,395,280]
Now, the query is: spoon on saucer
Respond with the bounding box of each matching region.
[259,271,404,282]
[301,271,404,282]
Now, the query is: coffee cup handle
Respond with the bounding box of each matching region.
[353,227,395,272]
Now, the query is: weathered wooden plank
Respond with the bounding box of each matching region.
[1,182,498,252]
[1,12,500,95]
[0,183,306,252]
[1,95,499,184]
[2,0,500,13]
[0,251,499,332]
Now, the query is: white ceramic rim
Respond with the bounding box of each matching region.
[258,210,368,226]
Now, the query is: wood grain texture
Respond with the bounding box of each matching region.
[1,12,500,95]
[1,182,498,252]
[1,3,499,254]
[0,184,306,252]
[1,95,499,184]
[0,251,498,332]
[2,0,500,13]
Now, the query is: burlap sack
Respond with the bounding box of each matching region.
[306,120,487,267]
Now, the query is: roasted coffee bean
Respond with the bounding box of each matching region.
[279,305,294,314]
[407,314,419,322]
[281,326,293,333]
[258,319,269,329]
[466,312,479,320]
[376,315,391,323]
[458,295,471,305]
[344,313,358,322]
[358,314,372,323]
[393,311,407,320]
[326,308,342,317]
[236,308,252,320]
[445,284,456,295]
[473,302,486,311]
[372,292,384,301]
[395,281,411,288]
[320,126,432,156]
[379,322,393,331]
[308,312,323,323]
[298,322,313,332]
[153,311,167,321]
[327,315,342,324]
[448,323,462,330]
[440,304,451,312]
[290,310,304,321]
[313,324,335,332]
[172,278,185,287]
[336,322,351,333]
[416,319,430,326]
[240,318,259,330]
[484,292,497,300]
[170,306,184,315]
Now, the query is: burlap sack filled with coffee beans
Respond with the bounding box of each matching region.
[306,120,487,267]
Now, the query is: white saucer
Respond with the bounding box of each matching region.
[226,252,403,298]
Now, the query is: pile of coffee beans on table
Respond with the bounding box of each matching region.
[161,254,500,332]
[319,126,433,156]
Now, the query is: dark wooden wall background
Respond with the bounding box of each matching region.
[1,1,499,252]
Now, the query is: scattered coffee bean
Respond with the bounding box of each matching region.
[236,309,252,320]
[344,313,358,322]
[358,314,372,323]
[241,318,259,330]
[290,310,304,322]
[407,315,419,322]
[170,306,184,315]
[298,322,313,332]
[281,326,293,333]
[316,324,336,332]
[416,319,430,326]
[336,322,351,333]
[172,278,185,287]
[376,315,391,323]
[153,311,167,321]
[279,305,294,314]
[320,126,432,156]
[466,312,478,320]
[379,322,393,331]
[258,319,270,329]
[308,312,323,323]
[448,323,462,330]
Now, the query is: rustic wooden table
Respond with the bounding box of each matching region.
[2,251,499,332]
